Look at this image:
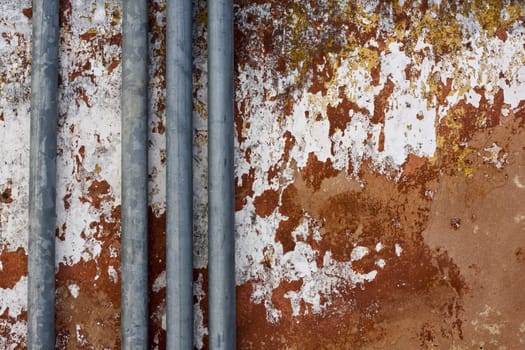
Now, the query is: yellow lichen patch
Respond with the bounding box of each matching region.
[340,1,380,33]
[470,0,523,36]
[357,47,380,73]
[435,105,476,176]
[457,147,475,176]
[471,0,504,35]
[415,11,464,57]
[110,8,121,26]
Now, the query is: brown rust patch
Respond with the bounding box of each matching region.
[82,179,112,209]
[326,91,366,137]
[0,187,13,204]
[371,78,395,125]
[0,247,27,289]
[235,167,256,211]
[422,101,525,347]
[300,153,338,191]
[275,184,302,254]
[22,8,32,19]
[437,77,453,106]
[240,146,467,348]
[403,154,428,177]
[148,208,166,349]
[107,59,120,74]
[308,51,334,96]
[55,201,121,349]
[253,189,279,218]
[281,130,296,163]
[231,1,525,348]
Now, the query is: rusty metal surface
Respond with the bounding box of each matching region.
[0,0,525,349]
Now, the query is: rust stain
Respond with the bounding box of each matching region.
[232,1,525,348]
[0,247,26,289]
[147,208,166,349]
[0,181,13,204]
[78,29,97,42]
[235,167,256,211]
[326,91,368,137]
[371,78,395,125]
[253,189,279,218]
[86,180,111,209]
[300,153,338,191]
[56,204,122,349]
[22,8,32,19]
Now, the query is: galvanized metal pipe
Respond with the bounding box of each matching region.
[166,0,194,348]
[28,0,60,349]
[121,0,149,348]
[208,1,235,349]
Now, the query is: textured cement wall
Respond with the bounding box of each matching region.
[1,0,525,349]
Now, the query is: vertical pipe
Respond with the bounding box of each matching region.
[28,0,59,349]
[208,1,235,349]
[121,0,149,348]
[166,0,193,348]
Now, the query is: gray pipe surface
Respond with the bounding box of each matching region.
[121,0,149,348]
[28,1,60,349]
[166,0,194,348]
[208,1,235,349]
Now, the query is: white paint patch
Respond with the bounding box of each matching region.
[376,259,386,269]
[375,242,384,252]
[68,283,80,299]
[0,276,26,318]
[351,246,370,261]
[395,244,403,257]
[75,324,87,345]
[108,265,118,284]
[483,143,506,169]
[152,270,166,293]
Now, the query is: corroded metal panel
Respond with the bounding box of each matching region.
[233,1,525,349]
[0,0,524,349]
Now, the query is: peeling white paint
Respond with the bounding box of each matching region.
[68,283,80,299]
[483,143,506,169]
[0,319,26,350]
[351,246,370,261]
[0,276,26,318]
[395,244,403,257]
[108,265,118,284]
[376,259,386,269]
[152,270,166,293]
[236,201,380,322]
[0,0,31,251]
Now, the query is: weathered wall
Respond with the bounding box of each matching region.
[1,0,524,349]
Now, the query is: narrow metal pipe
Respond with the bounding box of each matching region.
[166,0,193,348]
[28,0,59,349]
[121,0,149,348]
[208,1,235,349]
